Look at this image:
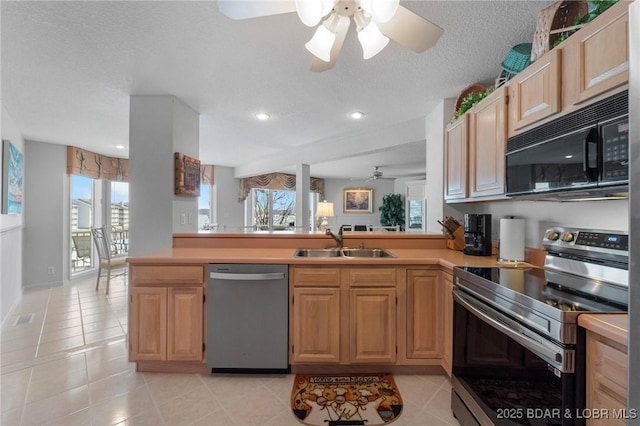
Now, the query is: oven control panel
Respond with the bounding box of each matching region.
[543,227,629,253]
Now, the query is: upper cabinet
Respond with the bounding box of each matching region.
[562,1,629,108]
[469,86,507,197]
[444,115,469,201]
[507,48,561,136]
[444,87,507,203]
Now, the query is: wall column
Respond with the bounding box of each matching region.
[295,164,310,231]
[129,95,199,256]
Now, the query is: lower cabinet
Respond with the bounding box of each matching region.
[350,287,396,363]
[292,287,341,364]
[405,270,441,360]
[129,265,205,363]
[291,266,446,367]
[585,331,628,426]
[291,266,397,365]
[442,271,454,375]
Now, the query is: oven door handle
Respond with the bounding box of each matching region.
[453,289,574,373]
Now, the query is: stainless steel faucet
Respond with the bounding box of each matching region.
[325,225,344,249]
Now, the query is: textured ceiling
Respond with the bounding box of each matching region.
[1,1,552,179]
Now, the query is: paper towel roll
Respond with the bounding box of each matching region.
[499,218,525,262]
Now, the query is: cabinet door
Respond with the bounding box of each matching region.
[508,48,561,134]
[167,287,203,361]
[130,287,167,361]
[565,3,628,107]
[469,87,507,197]
[406,270,441,359]
[442,272,454,375]
[292,287,341,364]
[349,288,396,363]
[444,115,469,200]
[586,332,627,425]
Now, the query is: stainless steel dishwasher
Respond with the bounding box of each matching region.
[207,264,289,373]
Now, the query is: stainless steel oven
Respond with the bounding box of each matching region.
[451,228,628,426]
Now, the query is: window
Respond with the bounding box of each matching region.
[110,181,129,255]
[251,189,296,231]
[408,199,424,230]
[71,175,94,274]
[199,183,213,230]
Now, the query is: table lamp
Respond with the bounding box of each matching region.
[316,200,335,230]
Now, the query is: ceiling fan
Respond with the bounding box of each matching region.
[364,166,391,182]
[218,0,444,72]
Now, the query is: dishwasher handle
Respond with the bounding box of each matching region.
[210,272,286,281]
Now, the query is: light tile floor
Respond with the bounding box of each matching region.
[1,277,460,426]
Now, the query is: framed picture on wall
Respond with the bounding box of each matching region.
[2,140,24,214]
[343,188,373,213]
[174,152,201,196]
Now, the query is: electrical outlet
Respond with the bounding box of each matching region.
[47,267,54,275]
[180,213,186,225]
[188,213,193,224]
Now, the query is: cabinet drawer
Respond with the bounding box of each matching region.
[131,265,205,285]
[292,267,340,287]
[349,268,396,287]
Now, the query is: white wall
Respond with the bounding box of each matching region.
[322,178,395,229]
[445,198,629,249]
[129,95,199,256]
[425,98,456,232]
[1,107,25,323]
[23,141,68,288]
[212,165,244,229]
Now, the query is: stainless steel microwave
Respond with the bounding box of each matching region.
[506,91,629,201]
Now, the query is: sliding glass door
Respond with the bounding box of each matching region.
[70,175,94,274]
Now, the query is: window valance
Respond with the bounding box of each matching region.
[66,146,129,182]
[201,165,214,185]
[239,173,324,201]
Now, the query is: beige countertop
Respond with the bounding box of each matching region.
[127,247,516,271]
[578,314,628,347]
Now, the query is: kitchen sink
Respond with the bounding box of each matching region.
[293,248,343,257]
[292,248,396,258]
[341,248,396,258]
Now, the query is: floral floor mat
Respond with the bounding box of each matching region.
[291,373,403,426]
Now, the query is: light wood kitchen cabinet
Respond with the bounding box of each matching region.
[563,1,629,108]
[585,331,628,425]
[130,287,167,361]
[444,114,469,200]
[405,270,441,360]
[350,287,397,363]
[292,287,341,363]
[508,48,561,136]
[442,271,454,375]
[469,86,507,197]
[290,266,396,365]
[129,265,205,362]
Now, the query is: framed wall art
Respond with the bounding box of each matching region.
[343,188,373,214]
[174,152,201,196]
[2,140,24,214]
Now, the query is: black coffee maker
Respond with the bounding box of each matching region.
[463,214,492,256]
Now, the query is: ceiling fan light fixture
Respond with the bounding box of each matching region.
[354,13,389,59]
[305,25,336,62]
[305,13,345,62]
[357,0,399,23]
[295,0,323,27]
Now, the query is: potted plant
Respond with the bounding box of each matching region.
[379,193,405,231]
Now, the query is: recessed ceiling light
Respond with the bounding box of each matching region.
[255,112,271,121]
[115,144,125,150]
[565,155,573,159]
[350,111,365,120]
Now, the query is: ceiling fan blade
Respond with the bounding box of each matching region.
[218,0,296,20]
[310,15,350,72]
[377,5,444,53]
